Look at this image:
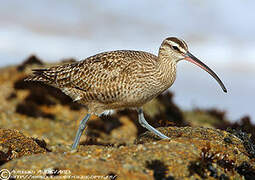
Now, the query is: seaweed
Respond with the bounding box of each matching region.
[236,161,255,180]
[227,128,255,159]
[87,115,122,135]
[188,145,219,179]
[216,155,235,172]
[155,92,187,127]
[17,55,44,72]
[16,101,55,119]
[0,147,12,166]
[146,160,174,180]
[223,137,232,144]
[219,174,230,180]
[32,138,51,152]
[188,144,234,179]
[14,78,83,118]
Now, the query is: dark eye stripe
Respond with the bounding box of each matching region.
[172,46,179,51]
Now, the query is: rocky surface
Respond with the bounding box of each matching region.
[0,56,254,179]
[0,129,47,165]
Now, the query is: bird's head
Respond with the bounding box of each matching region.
[159,37,227,93]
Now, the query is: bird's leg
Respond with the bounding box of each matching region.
[137,108,170,139]
[71,114,91,150]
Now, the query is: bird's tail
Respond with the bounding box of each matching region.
[25,63,77,87]
[25,68,55,84]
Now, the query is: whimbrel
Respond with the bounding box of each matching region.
[25,37,227,150]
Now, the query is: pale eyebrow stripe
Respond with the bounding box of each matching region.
[166,37,188,51]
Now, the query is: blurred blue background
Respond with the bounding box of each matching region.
[0,0,254,121]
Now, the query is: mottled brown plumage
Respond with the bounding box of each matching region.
[25,37,227,149]
[27,50,177,114]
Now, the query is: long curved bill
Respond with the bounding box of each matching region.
[184,52,227,93]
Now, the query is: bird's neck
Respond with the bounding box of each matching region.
[156,52,177,90]
[158,47,177,74]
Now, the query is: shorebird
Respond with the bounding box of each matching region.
[25,37,227,150]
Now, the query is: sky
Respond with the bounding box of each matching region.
[0,0,254,121]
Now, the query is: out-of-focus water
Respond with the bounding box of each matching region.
[0,0,254,121]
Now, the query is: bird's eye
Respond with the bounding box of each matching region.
[172,46,179,51]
